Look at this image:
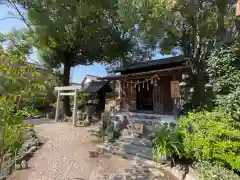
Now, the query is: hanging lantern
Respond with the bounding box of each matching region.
[143,82,145,88]
[154,78,157,87]
[147,82,149,91]
[138,84,140,92]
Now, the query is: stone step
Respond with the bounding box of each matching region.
[110,137,154,160]
[123,143,153,160]
[118,137,152,148]
[103,140,166,162]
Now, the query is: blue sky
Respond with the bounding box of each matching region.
[0,6,169,83]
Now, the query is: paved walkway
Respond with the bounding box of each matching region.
[9,119,177,180]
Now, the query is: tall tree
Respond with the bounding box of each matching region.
[9,0,135,116]
[117,0,237,110]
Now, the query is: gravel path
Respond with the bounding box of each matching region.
[9,119,177,180]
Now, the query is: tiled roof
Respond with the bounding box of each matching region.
[112,56,187,73]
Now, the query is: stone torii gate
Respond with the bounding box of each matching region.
[54,85,83,126]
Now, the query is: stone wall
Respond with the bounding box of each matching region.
[0,127,40,179]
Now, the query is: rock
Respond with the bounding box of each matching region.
[112,176,124,180]
[15,154,25,164]
[2,160,14,176]
[16,137,39,165]
[149,168,164,177]
[0,176,7,180]
[26,146,37,156]
[63,116,72,122]
[121,129,132,137]
[22,137,40,151]
[89,151,100,157]
[131,138,152,148]
[21,160,28,169]
[184,166,198,180]
[15,164,22,170]
[171,166,185,179]
[22,131,36,141]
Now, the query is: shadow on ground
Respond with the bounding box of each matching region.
[112,164,177,180]
[65,164,177,180]
[24,118,55,125]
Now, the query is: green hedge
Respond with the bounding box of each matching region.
[176,111,240,170]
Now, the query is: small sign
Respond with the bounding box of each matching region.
[171,81,180,98]
[132,123,144,134]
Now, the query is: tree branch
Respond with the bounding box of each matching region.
[0,16,21,21]
[7,0,33,32]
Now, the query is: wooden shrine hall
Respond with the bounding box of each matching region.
[101,56,191,116]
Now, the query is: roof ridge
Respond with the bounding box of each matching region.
[127,55,184,66]
[86,74,101,78]
[112,56,187,73]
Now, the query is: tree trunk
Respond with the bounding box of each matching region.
[63,61,71,116]
[216,5,225,41]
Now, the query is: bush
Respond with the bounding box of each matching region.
[151,125,182,165]
[176,111,240,170]
[207,42,240,120]
[194,161,240,180]
[3,123,30,155]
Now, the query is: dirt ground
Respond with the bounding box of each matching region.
[8,119,178,180]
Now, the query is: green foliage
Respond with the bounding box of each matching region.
[194,161,240,180]
[78,93,88,109]
[0,40,46,170]
[69,92,88,109]
[15,0,138,115]
[3,123,31,155]
[96,112,117,142]
[151,125,182,164]
[117,0,237,109]
[177,111,240,170]
[207,42,240,120]
[18,0,136,68]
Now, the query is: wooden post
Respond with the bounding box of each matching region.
[72,89,78,126]
[171,75,180,120]
[113,80,116,99]
[55,90,60,122]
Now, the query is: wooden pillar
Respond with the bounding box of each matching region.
[55,90,60,122]
[72,89,78,126]
[171,75,180,120]
[113,80,116,99]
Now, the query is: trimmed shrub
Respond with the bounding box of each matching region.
[194,161,240,180]
[177,111,240,170]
